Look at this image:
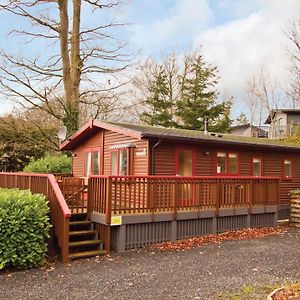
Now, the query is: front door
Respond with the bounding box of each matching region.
[174,148,196,206]
[175,148,195,176]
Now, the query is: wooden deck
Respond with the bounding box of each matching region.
[0,173,280,260]
[88,175,280,217]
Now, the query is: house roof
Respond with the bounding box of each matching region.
[230,124,267,132]
[60,119,300,152]
[265,108,300,124]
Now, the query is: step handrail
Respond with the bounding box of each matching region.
[0,172,71,262]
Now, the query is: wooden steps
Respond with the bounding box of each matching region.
[70,220,92,226]
[68,213,106,261]
[69,229,97,236]
[69,250,107,260]
[69,239,103,247]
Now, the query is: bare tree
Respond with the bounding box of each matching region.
[246,75,260,125]
[246,67,283,137]
[286,17,300,106]
[0,0,130,136]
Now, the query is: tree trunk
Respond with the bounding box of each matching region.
[58,0,81,135]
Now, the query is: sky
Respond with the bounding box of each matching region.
[0,0,300,121]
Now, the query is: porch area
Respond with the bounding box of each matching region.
[0,173,280,262]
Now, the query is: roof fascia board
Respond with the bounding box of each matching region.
[93,120,143,140]
[60,120,143,151]
[142,133,300,152]
[60,118,94,150]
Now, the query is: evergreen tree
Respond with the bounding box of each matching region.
[140,67,175,127]
[235,112,249,126]
[176,54,231,132]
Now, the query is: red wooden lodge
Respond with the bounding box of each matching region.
[1,119,300,262]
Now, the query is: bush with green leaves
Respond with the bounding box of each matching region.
[23,154,71,174]
[0,188,51,269]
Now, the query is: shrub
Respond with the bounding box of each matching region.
[290,189,300,195]
[0,188,51,269]
[23,154,71,174]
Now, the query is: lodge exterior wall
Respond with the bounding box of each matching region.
[102,130,149,175]
[70,128,299,219]
[153,140,300,218]
[72,129,103,177]
[71,129,149,177]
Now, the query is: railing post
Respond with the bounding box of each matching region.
[264,179,268,212]
[215,179,220,216]
[105,177,112,225]
[173,179,178,220]
[61,217,70,263]
[105,177,112,255]
[87,177,92,218]
[248,179,253,214]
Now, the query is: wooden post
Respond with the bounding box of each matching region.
[249,179,253,214]
[105,177,112,225]
[105,177,112,255]
[215,180,220,216]
[173,179,178,220]
[87,177,91,218]
[106,225,111,255]
[264,179,268,213]
[61,218,70,263]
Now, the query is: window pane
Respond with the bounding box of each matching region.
[111,151,118,175]
[178,150,193,176]
[217,152,226,174]
[119,149,127,175]
[228,153,237,174]
[85,152,91,177]
[253,158,261,176]
[284,159,291,178]
[92,151,99,175]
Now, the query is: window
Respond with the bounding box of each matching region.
[216,152,238,175]
[91,151,100,175]
[111,149,129,175]
[119,149,128,175]
[177,149,193,176]
[228,153,237,174]
[217,152,226,174]
[252,158,262,177]
[85,150,100,176]
[283,159,292,179]
[111,151,118,175]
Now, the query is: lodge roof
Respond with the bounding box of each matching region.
[60,119,300,152]
[265,108,300,124]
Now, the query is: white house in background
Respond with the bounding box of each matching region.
[230,124,268,138]
[265,109,300,139]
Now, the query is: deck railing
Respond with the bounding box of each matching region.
[57,176,87,214]
[89,176,280,220]
[0,172,71,263]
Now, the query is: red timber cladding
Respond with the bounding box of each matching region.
[72,130,103,177]
[103,130,148,175]
[264,151,300,205]
[154,141,300,205]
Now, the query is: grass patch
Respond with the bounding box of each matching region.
[212,283,290,300]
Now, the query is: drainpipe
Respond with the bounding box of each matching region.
[151,139,162,175]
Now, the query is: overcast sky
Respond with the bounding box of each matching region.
[0,0,300,120]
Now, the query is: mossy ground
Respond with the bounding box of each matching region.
[212,283,295,300]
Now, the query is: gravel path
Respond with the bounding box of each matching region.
[1,228,299,300]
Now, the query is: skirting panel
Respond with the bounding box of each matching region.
[217,215,247,233]
[177,218,213,239]
[125,222,172,250]
[250,213,275,228]
[107,211,277,252]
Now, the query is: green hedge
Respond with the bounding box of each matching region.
[0,188,51,269]
[290,189,300,195]
[23,154,71,174]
